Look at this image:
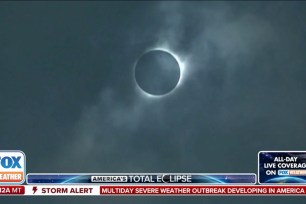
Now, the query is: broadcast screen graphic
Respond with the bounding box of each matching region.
[1,1,306,204]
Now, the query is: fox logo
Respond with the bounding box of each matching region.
[0,151,26,184]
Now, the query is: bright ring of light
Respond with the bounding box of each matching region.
[133,47,185,98]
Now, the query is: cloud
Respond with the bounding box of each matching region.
[47,2,306,204]
[55,1,306,175]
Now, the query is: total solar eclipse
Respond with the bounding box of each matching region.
[134,49,181,96]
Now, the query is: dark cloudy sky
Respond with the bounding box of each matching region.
[1,1,306,203]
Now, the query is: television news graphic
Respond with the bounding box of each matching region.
[0,186,25,195]
[2,185,306,196]
[259,151,306,184]
[2,150,306,196]
[27,185,99,195]
[98,185,306,195]
[0,150,25,184]
[26,173,256,184]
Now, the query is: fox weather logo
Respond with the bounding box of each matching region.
[0,150,26,184]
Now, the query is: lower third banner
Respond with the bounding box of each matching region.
[100,185,306,195]
[1,185,306,196]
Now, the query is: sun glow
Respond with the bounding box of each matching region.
[134,46,187,99]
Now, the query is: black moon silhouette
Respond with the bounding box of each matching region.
[134,50,181,96]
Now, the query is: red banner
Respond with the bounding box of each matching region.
[0,186,25,195]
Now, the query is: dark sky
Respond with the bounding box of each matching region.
[1,1,306,203]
